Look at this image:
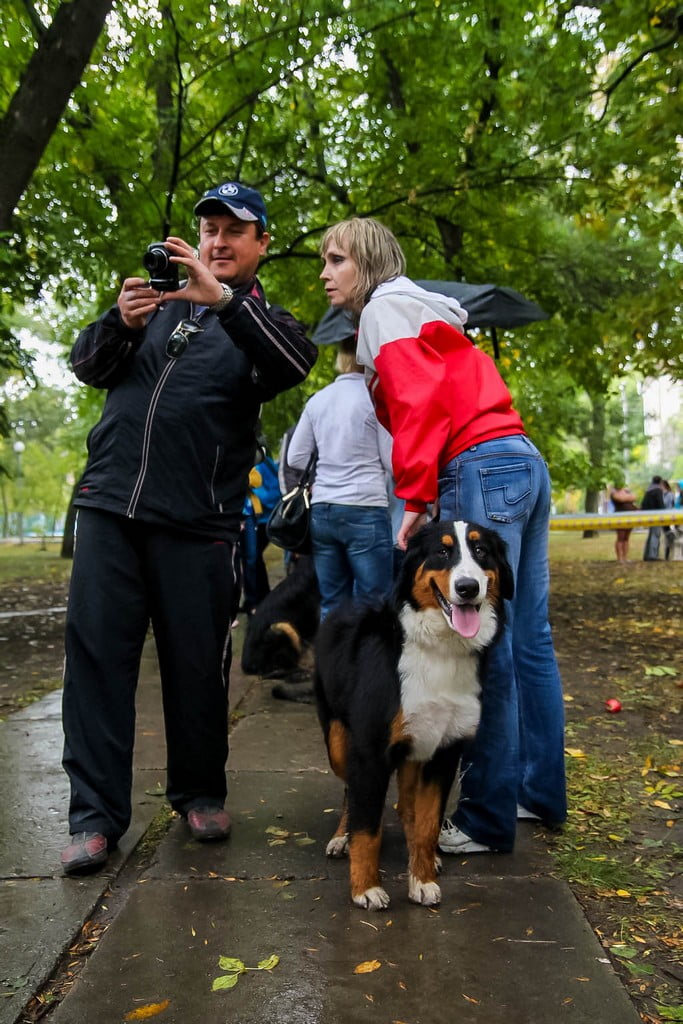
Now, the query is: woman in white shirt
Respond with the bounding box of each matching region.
[287,346,394,618]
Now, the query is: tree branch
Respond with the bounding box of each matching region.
[596,30,682,122]
[20,0,46,40]
[0,0,114,232]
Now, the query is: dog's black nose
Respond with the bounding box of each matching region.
[454,577,480,602]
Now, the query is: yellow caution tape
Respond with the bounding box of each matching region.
[549,510,683,531]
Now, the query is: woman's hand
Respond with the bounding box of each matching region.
[397,510,427,550]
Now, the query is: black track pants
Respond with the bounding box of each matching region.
[62,508,240,841]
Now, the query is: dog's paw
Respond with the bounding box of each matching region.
[353,886,390,911]
[435,853,442,874]
[408,876,441,907]
[326,833,349,858]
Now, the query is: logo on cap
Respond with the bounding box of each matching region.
[218,183,240,197]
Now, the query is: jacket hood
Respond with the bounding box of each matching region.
[371,276,468,331]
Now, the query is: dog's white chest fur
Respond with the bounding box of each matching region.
[398,605,483,762]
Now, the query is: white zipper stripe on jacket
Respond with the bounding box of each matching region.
[242,301,310,376]
[126,304,207,519]
[210,446,222,512]
[126,359,177,518]
[220,542,240,690]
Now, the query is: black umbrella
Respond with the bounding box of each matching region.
[311,280,549,358]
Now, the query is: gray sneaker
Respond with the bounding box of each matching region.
[437,818,493,854]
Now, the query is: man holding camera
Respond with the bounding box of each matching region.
[60,183,317,874]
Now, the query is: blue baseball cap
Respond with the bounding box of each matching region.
[194,182,267,228]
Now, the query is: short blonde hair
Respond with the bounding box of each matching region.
[320,217,406,315]
[335,349,362,374]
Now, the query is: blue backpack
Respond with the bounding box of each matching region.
[248,456,281,523]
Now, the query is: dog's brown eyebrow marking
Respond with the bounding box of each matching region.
[468,530,481,542]
[440,534,454,547]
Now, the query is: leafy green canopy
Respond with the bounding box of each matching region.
[1,0,681,484]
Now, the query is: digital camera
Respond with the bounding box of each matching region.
[143,242,179,292]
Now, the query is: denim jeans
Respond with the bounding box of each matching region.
[643,527,662,560]
[438,435,567,850]
[310,503,394,619]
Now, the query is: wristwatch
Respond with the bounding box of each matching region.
[209,283,234,313]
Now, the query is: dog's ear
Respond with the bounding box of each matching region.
[395,523,431,600]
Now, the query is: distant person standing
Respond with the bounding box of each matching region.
[610,484,638,562]
[641,475,665,561]
[662,480,675,561]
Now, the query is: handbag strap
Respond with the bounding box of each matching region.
[299,450,317,487]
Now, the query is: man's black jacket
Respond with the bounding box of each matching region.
[641,484,665,512]
[71,279,317,540]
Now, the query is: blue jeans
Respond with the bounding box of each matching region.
[310,503,394,619]
[438,435,567,850]
[643,527,661,560]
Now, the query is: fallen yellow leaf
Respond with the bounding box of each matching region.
[354,960,382,974]
[565,748,586,758]
[124,1001,171,1021]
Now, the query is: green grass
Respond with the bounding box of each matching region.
[0,541,72,586]
[548,528,649,562]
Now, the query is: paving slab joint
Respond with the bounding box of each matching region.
[13,802,177,1024]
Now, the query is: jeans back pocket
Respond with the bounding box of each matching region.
[480,462,532,523]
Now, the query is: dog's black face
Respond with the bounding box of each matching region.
[397,521,513,639]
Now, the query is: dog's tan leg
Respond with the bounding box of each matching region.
[325,721,351,856]
[349,830,389,910]
[406,770,442,907]
[397,760,419,848]
[326,789,349,858]
[326,720,349,780]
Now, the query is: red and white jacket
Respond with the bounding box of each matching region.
[356,277,525,514]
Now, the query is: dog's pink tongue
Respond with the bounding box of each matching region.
[451,604,480,638]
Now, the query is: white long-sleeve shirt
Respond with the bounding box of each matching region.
[288,373,393,507]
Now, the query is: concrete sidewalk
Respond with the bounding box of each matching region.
[0,627,641,1024]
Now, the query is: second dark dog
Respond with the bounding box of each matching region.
[240,558,320,685]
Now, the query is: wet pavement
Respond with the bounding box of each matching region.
[0,624,642,1024]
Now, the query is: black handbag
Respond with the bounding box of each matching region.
[266,452,316,553]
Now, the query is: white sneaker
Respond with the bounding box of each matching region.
[437,818,493,854]
[517,804,541,821]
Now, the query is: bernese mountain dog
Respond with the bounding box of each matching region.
[314,520,513,910]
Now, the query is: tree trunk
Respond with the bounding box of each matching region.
[583,391,607,538]
[60,477,81,560]
[0,0,114,232]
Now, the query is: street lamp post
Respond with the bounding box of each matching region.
[13,440,25,545]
